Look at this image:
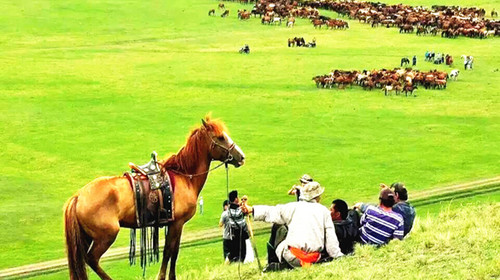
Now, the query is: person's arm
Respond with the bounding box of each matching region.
[252,204,291,225]
[393,219,404,240]
[324,211,344,258]
[219,212,227,227]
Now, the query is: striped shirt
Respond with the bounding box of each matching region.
[359,204,404,245]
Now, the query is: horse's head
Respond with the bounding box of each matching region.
[201,117,245,168]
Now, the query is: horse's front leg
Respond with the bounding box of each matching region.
[157,222,183,280]
[168,228,182,280]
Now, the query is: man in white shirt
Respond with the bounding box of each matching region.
[242,181,343,271]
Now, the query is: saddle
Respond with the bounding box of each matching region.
[125,152,175,228]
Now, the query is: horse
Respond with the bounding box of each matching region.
[449,69,460,81]
[272,16,282,25]
[208,9,215,16]
[63,116,245,280]
[400,57,410,67]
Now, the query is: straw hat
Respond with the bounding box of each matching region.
[299,181,324,202]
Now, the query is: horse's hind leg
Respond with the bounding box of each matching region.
[87,224,119,280]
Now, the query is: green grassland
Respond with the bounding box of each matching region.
[0,0,499,274]
[28,190,500,280]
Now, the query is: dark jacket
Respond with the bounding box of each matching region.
[392,201,416,236]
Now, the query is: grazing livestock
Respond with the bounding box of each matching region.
[403,84,418,96]
[313,68,448,95]
[401,57,410,67]
[261,15,271,24]
[449,69,460,80]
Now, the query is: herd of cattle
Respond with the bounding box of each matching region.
[313,68,456,96]
[217,0,499,38]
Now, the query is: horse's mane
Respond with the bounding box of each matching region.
[161,116,227,174]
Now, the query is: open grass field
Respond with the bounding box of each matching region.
[0,0,499,277]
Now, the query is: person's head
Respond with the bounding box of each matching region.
[241,195,248,204]
[223,199,230,211]
[229,190,239,204]
[299,174,314,185]
[299,181,324,202]
[391,182,408,201]
[379,188,396,208]
[330,199,348,221]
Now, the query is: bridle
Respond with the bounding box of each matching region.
[210,134,236,163]
[167,133,236,179]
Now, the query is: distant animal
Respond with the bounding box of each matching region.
[221,10,229,17]
[272,16,282,25]
[383,84,401,95]
[399,24,414,33]
[288,38,295,47]
[208,9,215,16]
[403,84,417,96]
[238,10,250,20]
[294,37,305,47]
[449,69,460,80]
[401,57,410,67]
[218,3,225,10]
[312,19,323,28]
[492,9,498,17]
[261,15,271,24]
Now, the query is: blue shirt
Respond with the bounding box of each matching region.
[360,205,404,245]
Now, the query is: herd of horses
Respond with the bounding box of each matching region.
[212,0,349,30]
[313,68,452,96]
[301,0,499,39]
[215,0,499,38]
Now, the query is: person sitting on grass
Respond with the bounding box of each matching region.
[354,187,404,245]
[390,182,416,237]
[329,199,360,255]
[241,181,343,272]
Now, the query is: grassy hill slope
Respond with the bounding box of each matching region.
[0,0,499,269]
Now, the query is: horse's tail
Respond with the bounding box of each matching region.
[64,195,89,280]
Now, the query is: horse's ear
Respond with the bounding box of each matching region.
[201,119,208,128]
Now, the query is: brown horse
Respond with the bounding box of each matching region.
[64,116,245,280]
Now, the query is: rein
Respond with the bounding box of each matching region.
[166,135,235,180]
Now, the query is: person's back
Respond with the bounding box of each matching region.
[391,182,416,237]
[393,201,415,236]
[281,201,332,253]
[334,209,359,254]
[357,188,404,245]
[360,204,403,245]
